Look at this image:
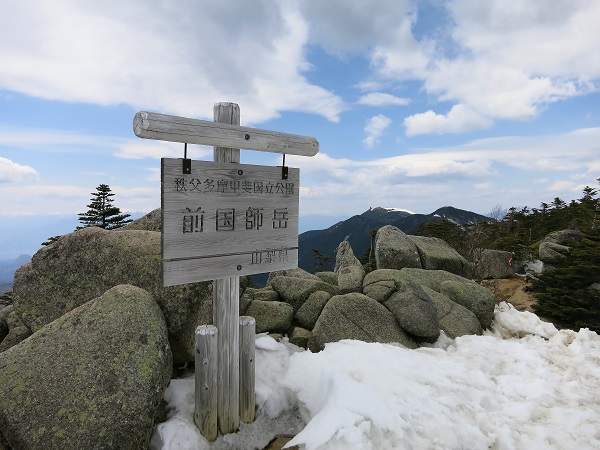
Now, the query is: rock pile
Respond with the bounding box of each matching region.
[243,225,495,352]
[0,210,505,449]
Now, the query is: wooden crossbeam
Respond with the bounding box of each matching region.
[134,111,319,157]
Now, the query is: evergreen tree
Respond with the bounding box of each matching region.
[78,184,132,230]
[312,249,333,272]
[42,236,61,246]
[532,231,600,332]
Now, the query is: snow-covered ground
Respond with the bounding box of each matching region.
[150,303,600,450]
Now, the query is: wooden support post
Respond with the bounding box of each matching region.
[239,316,256,423]
[213,102,241,435]
[194,325,218,442]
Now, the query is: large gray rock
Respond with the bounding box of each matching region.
[439,280,496,329]
[119,207,162,232]
[538,241,570,261]
[544,229,583,246]
[361,269,439,341]
[270,276,339,312]
[0,306,13,330]
[308,293,417,352]
[374,225,421,270]
[363,269,411,302]
[295,291,332,329]
[538,229,583,265]
[0,327,30,354]
[245,300,294,333]
[0,308,31,353]
[383,281,440,343]
[475,249,515,280]
[0,284,172,450]
[0,306,16,344]
[395,268,476,292]
[266,268,321,286]
[314,271,338,286]
[407,235,472,278]
[12,226,211,364]
[422,287,482,338]
[289,326,312,349]
[384,268,495,329]
[334,241,365,294]
[239,288,280,314]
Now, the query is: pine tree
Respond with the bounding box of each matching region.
[78,184,132,230]
[532,231,600,332]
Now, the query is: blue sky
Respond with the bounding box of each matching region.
[1,0,599,258]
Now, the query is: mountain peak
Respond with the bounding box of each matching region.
[299,205,489,273]
[361,207,415,221]
[383,207,415,215]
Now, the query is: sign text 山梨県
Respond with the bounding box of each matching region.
[161,158,299,286]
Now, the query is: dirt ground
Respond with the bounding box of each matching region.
[263,435,298,450]
[481,276,537,312]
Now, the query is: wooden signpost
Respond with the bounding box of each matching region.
[134,103,318,439]
[161,158,300,285]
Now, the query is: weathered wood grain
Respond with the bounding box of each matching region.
[133,110,319,157]
[214,275,240,435]
[239,316,256,424]
[194,325,218,442]
[161,158,300,263]
[213,103,241,436]
[162,248,298,286]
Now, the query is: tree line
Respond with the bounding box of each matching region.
[417,178,600,332]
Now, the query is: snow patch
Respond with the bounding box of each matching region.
[383,207,415,214]
[150,305,600,450]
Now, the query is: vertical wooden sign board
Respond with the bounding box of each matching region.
[134,102,318,437]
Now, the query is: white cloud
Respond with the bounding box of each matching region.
[404,104,493,136]
[3,126,598,218]
[425,60,579,120]
[0,185,90,215]
[0,126,114,151]
[363,114,392,148]
[0,0,344,124]
[3,0,598,134]
[288,126,600,215]
[113,141,211,160]
[0,183,158,216]
[0,157,39,183]
[0,126,202,161]
[363,0,600,132]
[298,0,416,54]
[448,0,600,79]
[357,92,410,107]
[548,180,578,192]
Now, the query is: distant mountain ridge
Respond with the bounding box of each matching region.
[0,255,31,294]
[298,206,490,273]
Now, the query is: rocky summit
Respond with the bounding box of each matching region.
[0,209,529,449]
